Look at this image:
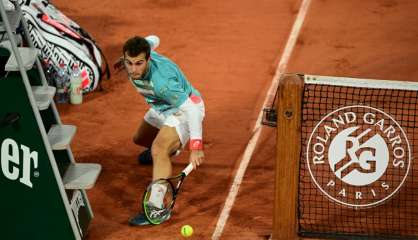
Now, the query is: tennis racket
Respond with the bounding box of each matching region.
[142,163,194,224]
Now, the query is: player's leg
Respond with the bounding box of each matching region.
[133,120,159,165]
[147,112,190,204]
[133,109,162,165]
[151,126,181,180]
[146,126,181,210]
[129,126,177,226]
[129,120,185,225]
[151,110,190,178]
[133,120,159,148]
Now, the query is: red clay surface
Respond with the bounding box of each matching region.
[51,0,418,239]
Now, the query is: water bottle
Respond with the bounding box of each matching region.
[54,63,69,104]
[42,58,57,87]
[70,64,83,104]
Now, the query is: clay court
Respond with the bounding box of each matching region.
[49,0,418,239]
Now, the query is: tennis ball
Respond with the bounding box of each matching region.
[181,225,193,237]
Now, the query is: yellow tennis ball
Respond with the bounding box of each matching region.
[181,225,193,237]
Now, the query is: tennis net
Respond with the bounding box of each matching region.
[298,74,418,239]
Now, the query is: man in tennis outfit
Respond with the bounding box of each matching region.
[120,35,205,225]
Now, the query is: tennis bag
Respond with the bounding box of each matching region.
[20,0,110,93]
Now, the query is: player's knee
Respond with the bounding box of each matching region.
[151,141,171,161]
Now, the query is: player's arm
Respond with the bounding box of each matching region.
[178,96,205,169]
[158,80,205,169]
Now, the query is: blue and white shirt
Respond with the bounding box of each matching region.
[130,51,201,115]
[129,50,204,141]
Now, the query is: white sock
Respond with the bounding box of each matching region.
[148,183,167,208]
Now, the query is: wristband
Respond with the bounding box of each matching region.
[190,139,203,150]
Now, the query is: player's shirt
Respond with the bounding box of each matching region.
[129,49,204,146]
[129,51,201,116]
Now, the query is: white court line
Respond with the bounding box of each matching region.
[211,0,312,239]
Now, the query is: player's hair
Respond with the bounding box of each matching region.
[123,36,151,59]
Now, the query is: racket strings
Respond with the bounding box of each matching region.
[144,180,175,223]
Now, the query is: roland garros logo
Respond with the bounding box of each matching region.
[307,105,411,208]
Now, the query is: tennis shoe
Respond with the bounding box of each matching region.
[146,203,171,221]
[129,206,171,226]
[129,212,151,226]
[137,149,153,165]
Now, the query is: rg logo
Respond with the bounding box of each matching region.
[307,105,411,208]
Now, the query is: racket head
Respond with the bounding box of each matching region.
[142,179,175,224]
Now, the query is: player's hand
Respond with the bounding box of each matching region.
[113,57,124,72]
[190,150,204,170]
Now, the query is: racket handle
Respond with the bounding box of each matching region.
[183,163,194,176]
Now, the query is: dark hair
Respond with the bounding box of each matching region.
[123,36,151,59]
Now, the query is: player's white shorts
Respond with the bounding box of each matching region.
[144,101,205,149]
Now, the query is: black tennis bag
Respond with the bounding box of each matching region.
[20,0,109,92]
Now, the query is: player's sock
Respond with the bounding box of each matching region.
[148,183,167,208]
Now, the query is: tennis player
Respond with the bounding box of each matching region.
[120,35,205,225]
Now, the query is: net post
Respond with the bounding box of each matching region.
[272,74,303,240]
